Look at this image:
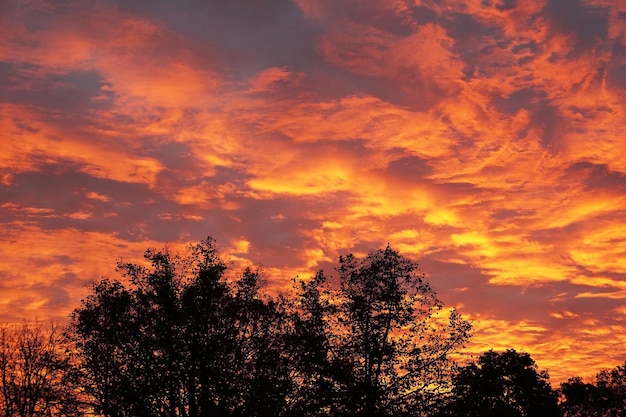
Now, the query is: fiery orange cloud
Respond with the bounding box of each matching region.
[1,0,626,384]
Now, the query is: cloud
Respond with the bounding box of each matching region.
[2,0,626,383]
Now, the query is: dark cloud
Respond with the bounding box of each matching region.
[0,65,106,113]
[1,165,199,242]
[113,0,323,78]
[406,5,440,26]
[386,156,434,179]
[606,43,626,89]
[495,88,545,114]
[490,208,537,221]
[544,0,609,47]
[530,100,567,152]
[496,0,518,12]
[568,162,626,191]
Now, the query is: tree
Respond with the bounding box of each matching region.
[70,238,472,417]
[595,364,626,417]
[0,321,85,417]
[560,363,626,417]
[69,277,143,417]
[292,245,472,417]
[438,349,561,417]
[69,237,295,417]
[288,272,338,416]
[559,377,604,417]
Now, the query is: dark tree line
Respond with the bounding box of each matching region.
[435,349,561,417]
[0,236,625,416]
[67,238,471,417]
[560,365,626,417]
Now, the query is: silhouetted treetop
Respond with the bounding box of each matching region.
[70,237,293,417]
[9,235,626,417]
[436,349,560,417]
[292,244,472,417]
[560,362,626,417]
[68,237,472,417]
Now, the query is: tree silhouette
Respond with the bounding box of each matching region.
[292,245,472,417]
[11,234,626,417]
[560,363,626,417]
[69,238,472,417]
[595,364,626,417]
[437,349,560,417]
[559,377,604,417]
[0,321,84,417]
[70,238,294,417]
[288,271,339,416]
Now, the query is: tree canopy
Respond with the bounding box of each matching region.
[70,238,294,417]
[436,349,560,417]
[292,246,472,417]
[3,235,626,417]
[560,363,626,417]
[68,238,471,417]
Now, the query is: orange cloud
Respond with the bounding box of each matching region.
[0,103,163,185]
[2,0,626,385]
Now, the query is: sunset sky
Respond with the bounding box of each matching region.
[1,0,626,383]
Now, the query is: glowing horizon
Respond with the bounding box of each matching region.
[2,0,626,384]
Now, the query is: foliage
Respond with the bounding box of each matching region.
[69,237,293,417]
[437,349,561,417]
[560,363,626,417]
[15,236,626,417]
[30,235,626,417]
[292,245,472,417]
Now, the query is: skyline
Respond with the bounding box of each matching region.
[1,0,626,383]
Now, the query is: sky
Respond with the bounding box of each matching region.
[1,0,626,383]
